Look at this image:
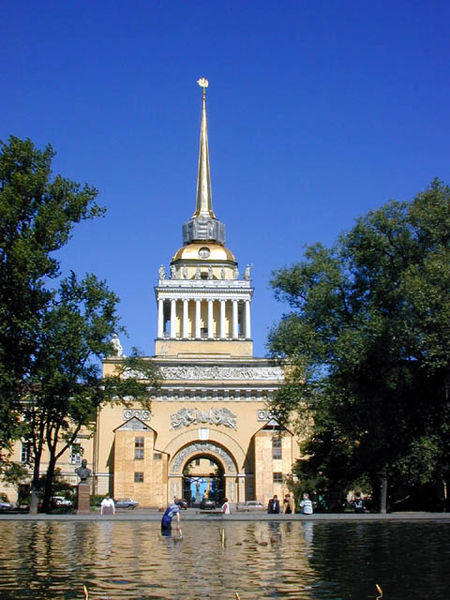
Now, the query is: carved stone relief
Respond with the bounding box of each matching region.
[170,407,237,430]
[123,409,151,421]
[160,365,283,381]
[171,442,236,473]
[257,409,274,422]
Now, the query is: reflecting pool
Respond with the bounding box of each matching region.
[0,520,449,599]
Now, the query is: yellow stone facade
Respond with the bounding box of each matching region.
[1,81,300,508]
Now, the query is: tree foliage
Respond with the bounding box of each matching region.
[0,136,161,512]
[0,136,103,452]
[269,180,450,511]
[25,272,160,513]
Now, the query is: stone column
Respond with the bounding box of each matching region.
[220,299,226,339]
[182,299,189,338]
[232,300,238,339]
[195,299,201,338]
[245,299,251,339]
[168,475,183,504]
[237,474,247,504]
[224,475,236,503]
[157,299,164,338]
[170,299,176,339]
[207,299,214,338]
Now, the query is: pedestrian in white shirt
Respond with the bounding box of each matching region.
[100,494,116,515]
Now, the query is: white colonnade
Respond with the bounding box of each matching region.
[157,297,251,340]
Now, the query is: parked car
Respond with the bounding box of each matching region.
[200,498,216,510]
[51,496,73,508]
[244,500,264,510]
[114,498,139,509]
[176,498,188,509]
[0,501,13,512]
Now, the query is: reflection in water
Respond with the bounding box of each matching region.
[0,520,449,599]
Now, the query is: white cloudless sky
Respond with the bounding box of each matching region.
[1,0,449,356]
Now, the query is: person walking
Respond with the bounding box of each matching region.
[100,494,115,515]
[268,494,280,514]
[161,499,181,535]
[300,493,313,515]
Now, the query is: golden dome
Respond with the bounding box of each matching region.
[172,242,236,263]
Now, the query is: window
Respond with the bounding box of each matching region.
[273,472,283,483]
[134,472,144,483]
[195,458,200,466]
[272,437,282,460]
[154,453,162,460]
[70,444,82,465]
[135,437,144,459]
[20,441,31,463]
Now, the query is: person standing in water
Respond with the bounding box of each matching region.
[161,499,181,535]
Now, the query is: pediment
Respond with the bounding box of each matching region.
[114,417,154,432]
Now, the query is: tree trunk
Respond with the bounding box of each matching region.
[29,450,42,515]
[379,470,388,514]
[41,452,57,512]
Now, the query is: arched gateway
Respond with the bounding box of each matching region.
[169,441,238,505]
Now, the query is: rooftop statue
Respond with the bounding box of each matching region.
[111,333,123,357]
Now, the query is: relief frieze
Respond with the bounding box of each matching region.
[170,407,237,430]
[160,365,283,381]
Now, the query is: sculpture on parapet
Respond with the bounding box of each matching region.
[244,264,252,280]
[159,265,166,279]
[111,333,123,357]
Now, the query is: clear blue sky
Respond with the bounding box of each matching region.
[1,1,449,357]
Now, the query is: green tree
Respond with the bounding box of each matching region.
[0,461,30,504]
[24,272,160,513]
[0,136,102,454]
[269,180,450,512]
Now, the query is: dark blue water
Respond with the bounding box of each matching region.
[0,520,448,599]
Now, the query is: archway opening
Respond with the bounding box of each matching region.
[182,454,225,507]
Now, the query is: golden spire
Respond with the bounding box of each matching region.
[193,78,215,218]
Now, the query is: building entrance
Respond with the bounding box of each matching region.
[182,455,225,507]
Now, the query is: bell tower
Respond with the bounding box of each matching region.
[155,79,253,358]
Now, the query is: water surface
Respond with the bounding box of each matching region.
[0,520,448,599]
